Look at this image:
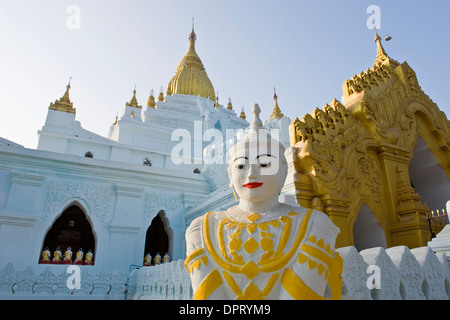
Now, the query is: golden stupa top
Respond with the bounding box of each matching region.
[166,26,216,101]
[342,29,400,97]
[373,28,399,68]
[126,87,142,109]
[49,78,76,114]
[269,88,284,120]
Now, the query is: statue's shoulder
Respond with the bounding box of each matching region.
[185,211,228,255]
[186,215,204,235]
[286,204,340,244]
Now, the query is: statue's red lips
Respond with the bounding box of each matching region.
[243,182,263,189]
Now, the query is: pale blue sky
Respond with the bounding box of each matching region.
[1,0,449,148]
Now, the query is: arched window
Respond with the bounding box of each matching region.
[353,203,387,251]
[409,137,450,213]
[143,211,172,265]
[39,205,96,265]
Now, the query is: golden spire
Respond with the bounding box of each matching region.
[112,113,118,125]
[373,27,399,67]
[61,77,72,102]
[166,22,216,101]
[227,98,233,110]
[214,93,220,108]
[158,86,165,101]
[147,89,156,108]
[240,107,246,120]
[49,77,76,114]
[269,87,284,120]
[189,17,196,49]
[126,86,142,109]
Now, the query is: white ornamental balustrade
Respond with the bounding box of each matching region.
[385,246,426,300]
[411,247,449,300]
[1,245,449,300]
[336,246,371,300]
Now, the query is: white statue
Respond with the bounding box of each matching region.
[185,104,343,300]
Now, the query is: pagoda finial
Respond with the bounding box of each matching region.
[240,107,246,120]
[61,76,72,101]
[158,86,165,101]
[250,103,263,130]
[48,77,75,114]
[147,88,156,108]
[126,85,141,108]
[374,26,387,61]
[189,17,196,47]
[227,97,233,110]
[214,92,220,108]
[269,87,284,120]
[373,26,398,66]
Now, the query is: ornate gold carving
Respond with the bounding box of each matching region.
[290,31,450,249]
[49,80,76,114]
[126,87,142,109]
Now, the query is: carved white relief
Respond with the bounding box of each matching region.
[143,191,184,223]
[337,246,371,300]
[386,246,426,300]
[0,263,127,298]
[43,180,114,224]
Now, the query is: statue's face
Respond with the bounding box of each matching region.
[229,143,287,205]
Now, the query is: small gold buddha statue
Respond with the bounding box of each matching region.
[40,247,51,264]
[52,248,62,264]
[162,253,170,264]
[63,247,73,264]
[144,253,152,266]
[185,104,343,300]
[153,253,161,265]
[85,249,94,265]
[74,249,84,265]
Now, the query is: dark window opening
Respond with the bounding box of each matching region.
[143,212,170,266]
[40,205,95,265]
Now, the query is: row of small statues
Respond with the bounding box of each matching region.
[143,252,170,266]
[39,247,94,265]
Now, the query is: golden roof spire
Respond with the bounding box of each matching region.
[147,89,156,108]
[112,113,118,125]
[158,86,165,101]
[166,22,216,101]
[227,98,233,110]
[189,17,196,49]
[49,77,76,114]
[214,92,220,108]
[373,27,399,67]
[269,87,284,120]
[126,86,142,109]
[240,107,246,120]
[62,77,72,102]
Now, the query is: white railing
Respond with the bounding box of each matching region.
[1,245,449,300]
[0,264,128,300]
[126,246,450,300]
[126,260,192,300]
